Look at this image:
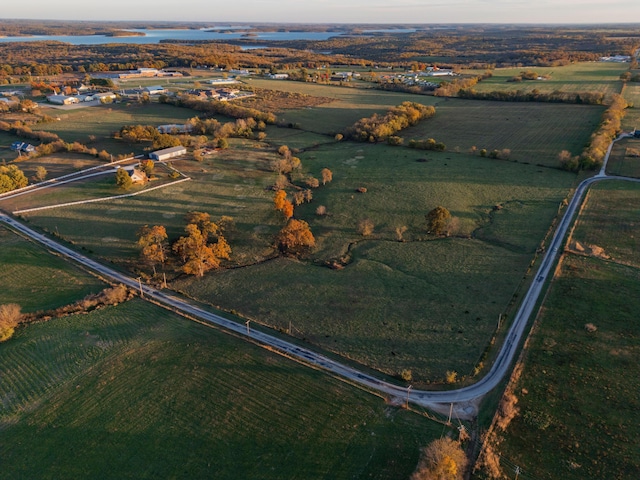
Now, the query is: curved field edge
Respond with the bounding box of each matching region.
[0,299,444,480]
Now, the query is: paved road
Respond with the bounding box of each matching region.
[1,134,638,418]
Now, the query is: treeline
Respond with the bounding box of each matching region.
[0,165,28,193]
[561,93,628,171]
[408,138,447,151]
[0,120,60,143]
[162,94,277,124]
[345,102,436,142]
[457,89,605,105]
[433,72,493,97]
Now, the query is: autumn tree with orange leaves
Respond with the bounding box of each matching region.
[172,212,232,277]
[137,225,168,272]
[276,219,315,256]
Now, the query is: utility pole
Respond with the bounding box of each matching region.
[515,466,521,480]
[245,320,250,335]
[406,385,412,409]
[447,403,453,425]
[163,272,167,288]
[137,277,143,298]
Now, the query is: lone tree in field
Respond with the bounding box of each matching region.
[0,304,22,342]
[275,219,315,256]
[115,167,133,190]
[411,437,468,480]
[426,206,451,235]
[34,166,48,182]
[321,168,333,185]
[137,225,168,272]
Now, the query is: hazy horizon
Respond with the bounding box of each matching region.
[1,1,638,25]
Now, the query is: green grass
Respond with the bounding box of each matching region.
[494,254,640,480]
[0,299,443,480]
[621,82,640,131]
[401,100,603,167]
[11,152,105,180]
[0,226,105,312]
[35,102,198,154]
[246,78,439,134]
[570,180,640,267]
[469,62,628,100]
[604,137,640,178]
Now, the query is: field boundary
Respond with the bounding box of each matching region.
[13,177,192,214]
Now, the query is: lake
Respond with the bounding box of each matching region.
[0,28,346,45]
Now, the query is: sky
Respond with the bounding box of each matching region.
[2,0,639,24]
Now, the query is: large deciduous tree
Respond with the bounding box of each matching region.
[0,303,22,342]
[115,167,132,190]
[411,438,468,480]
[0,165,28,193]
[320,168,333,185]
[426,206,451,235]
[275,219,315,256]
[173,220,231,277]
[137,225,168,271]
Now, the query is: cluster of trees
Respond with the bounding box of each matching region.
[408,138,447,151]
[0,165,28,193]
[162,94,276,124]
[0,120,60,144]
[434,72,492,97]
[560,93,628,171]
[507,70,550,82]
[345,102,436,142]
[457,88,605,105]
[137,212,233,277]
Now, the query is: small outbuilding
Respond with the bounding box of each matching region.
[149,146,187,161]
[47,95,79,105]
[144,86,166,95]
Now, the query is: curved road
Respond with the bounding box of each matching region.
[1,135,638,418]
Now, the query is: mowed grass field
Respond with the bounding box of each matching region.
[245,77,439,134]
[0,299,442,480]
[621,82,640,131]
[494,254,640,480]
[19,137,577,382]
[35,102,198,155]
[12,152,105,179]
[604,138,640,178]
[401,100,603,167]
[570,180,640,267]
[0,226,105,312]
[469,61,628,100]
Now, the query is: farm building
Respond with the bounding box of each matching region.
[10,142,35,153]
[268,73,289,80]
[144,86,166,95]
[129,168,148,185]
[47,95,79,105]
[209,78,240,85]
[94,92,117,102]
[149,146,187,161]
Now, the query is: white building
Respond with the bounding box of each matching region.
[47,95,79,105]
[149,146,187,161]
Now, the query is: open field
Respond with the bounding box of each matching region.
[12,152,106,179]
[245,78,439,134]
[20,140,576,381]
[621,82,640,131]
[604,137,640,178]
[402,100,603,167]
[469,62,627,100]
[0,299,442,480]
[35,102,198,154]
[0,226,105,312]
[493,254,640,480]
[2,162,178,213]
[569,180,640,267]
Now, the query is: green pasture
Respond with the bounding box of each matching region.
[0,226,105,312]
[401,100,603,167]
[494,254,640,480]
[0,299,442,480]
[20,138,576,380]
[35,102,197,154]
[469,62,627,100]
[570,180,640,267]
[621,82,640,131]
[245,77,438,134]
[605,137,640,178]
[12,152,105,179]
